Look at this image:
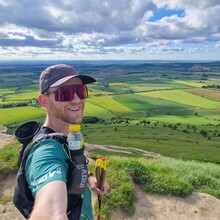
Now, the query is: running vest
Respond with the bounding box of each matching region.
[13,122,90,219]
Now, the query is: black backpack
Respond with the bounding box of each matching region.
[13,121,83,219]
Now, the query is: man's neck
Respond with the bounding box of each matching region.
[43,117,69,135]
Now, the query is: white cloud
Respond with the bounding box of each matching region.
[0,0,219,60]
[153,0,220,10]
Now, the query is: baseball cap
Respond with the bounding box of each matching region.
[40,64,96,94]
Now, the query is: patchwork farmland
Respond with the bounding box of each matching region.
[0,60,220,163]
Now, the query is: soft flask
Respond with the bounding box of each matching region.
[67,124,88,194]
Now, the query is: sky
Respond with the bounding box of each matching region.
[0,0,220,60]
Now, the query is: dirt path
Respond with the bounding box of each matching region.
[85,143,162,158]
[111,185,220,220]
[0,125,15,149]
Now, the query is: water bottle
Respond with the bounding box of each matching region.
[67,124,84,150]
[67,124,88,194]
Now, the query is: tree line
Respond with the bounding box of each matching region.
[202,84,220,89]
[0,99,39,108]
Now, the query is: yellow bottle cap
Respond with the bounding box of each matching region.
[69,124,81,132]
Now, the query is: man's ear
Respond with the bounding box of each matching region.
[38,94,50,107]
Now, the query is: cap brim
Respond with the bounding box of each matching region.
[50,75,96,87]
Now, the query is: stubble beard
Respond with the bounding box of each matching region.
[52,105,84,125]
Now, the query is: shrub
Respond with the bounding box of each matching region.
[200,129,207,137]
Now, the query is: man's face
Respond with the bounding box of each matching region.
[46,77,86,124]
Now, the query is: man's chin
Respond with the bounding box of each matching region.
[68,116,83,124]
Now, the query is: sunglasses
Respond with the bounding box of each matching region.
[45,84,88,102]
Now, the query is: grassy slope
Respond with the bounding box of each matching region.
[82,124,220,164]
[1,141,220,219]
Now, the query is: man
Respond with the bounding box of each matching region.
[25,64,108,220]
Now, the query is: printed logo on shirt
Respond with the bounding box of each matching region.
[33,167,62,190]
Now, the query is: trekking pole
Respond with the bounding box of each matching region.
[95,156,106,220]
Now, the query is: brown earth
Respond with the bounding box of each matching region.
[111,186,220,220]
[184,88,220,102]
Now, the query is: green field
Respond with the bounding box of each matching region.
[114,94,194,112]
[148,114,220,125]
[4,91,38,102]
[0,88,15,95]
[0,106,45,125]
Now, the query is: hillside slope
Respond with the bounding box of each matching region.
[0,129,220,220]
[1,175,220,220]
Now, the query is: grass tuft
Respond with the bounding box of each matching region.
[0,140,19,174]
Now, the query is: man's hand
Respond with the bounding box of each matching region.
[89,175,110,197]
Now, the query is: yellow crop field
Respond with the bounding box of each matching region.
[175,80,204,87]
[87,96,134,115]
[84,102,115,118]
[139,90,220,109]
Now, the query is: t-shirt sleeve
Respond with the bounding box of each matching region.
[25,139,69,198]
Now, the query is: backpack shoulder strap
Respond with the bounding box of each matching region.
[30,127,69,158]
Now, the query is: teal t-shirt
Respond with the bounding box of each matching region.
[25,139,68,198]
[25,139,93,219]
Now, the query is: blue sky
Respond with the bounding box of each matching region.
[148,8,185,22]
[0,0,219,60]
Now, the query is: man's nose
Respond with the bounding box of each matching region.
[72,92,81,102]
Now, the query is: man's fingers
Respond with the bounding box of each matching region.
[103,183,110,193]
[92,182,110,196]
[93,186,104,196]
